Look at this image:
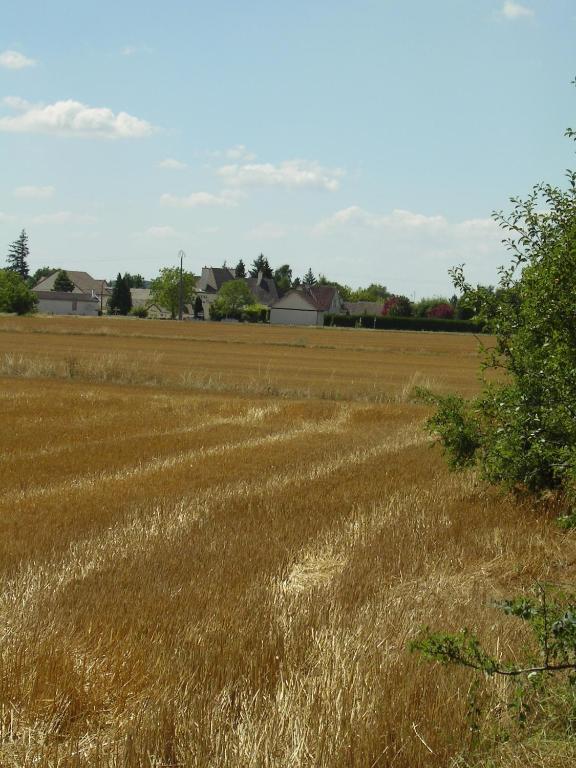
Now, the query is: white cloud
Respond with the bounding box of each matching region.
[121,44,152,56]
[142,225,179,239]
[32,211,97,225]
[218,159,344,192]
[245,222,287,240]
[0,211,16,222]
[0,97,156,138]
[314,206,449,234]
[0,50,36,70]
[14,185,55,199]
[158,158,187,170]
[501,2,534,20]
[224,144,256,161]
[160,190,241,208]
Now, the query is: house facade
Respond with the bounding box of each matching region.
[33,271,112,314]
[34,290,100,316]
[270,285,343,326]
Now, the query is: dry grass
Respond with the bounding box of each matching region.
[0,316,573,767]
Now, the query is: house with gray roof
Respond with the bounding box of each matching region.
[270,285,343,326]
[33,270,112,314]
[196,266,279,318]
[34,290,100,316]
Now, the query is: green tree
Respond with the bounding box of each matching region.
[150,267,196,320]
[302,268,316,286]
[193,295,204,318]
[235,259,246,278]
[249,254,273,278]
[274,264,292,295]
[211,279,255,319]
[30,266,59,287]
[318,275,354,301]
[108,273,132,315]
[123,273,145,288]
[424,102,576,500]
[351,283,389,302]
[381,295,412,317]
[5,230,30,280]
[0,270,37,314]
[53,270,75,292]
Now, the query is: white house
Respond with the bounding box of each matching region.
[270,285,343,326]
[34,290,100,316]
[33,271,112,314]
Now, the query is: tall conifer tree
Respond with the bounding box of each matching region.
[6,229,30,280]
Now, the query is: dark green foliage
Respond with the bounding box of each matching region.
[211,280,255,319]
[420,392,481,468]
[193,295,204,318]
[150,268,196,320]
[324,313,484,333]
[30,266,58,287]
[426,125,576,496]
[302,268,316,286]
[53,270,75,292]
[0,269,37,314]
[412,584,576,677]
[382,294,413,317]
[5,230,30,280]
[123,273,146,288]
[249,254,273,278]
[234,259,246,279]
[352,283,389,302]
[273,264,292,295]
[108,273,132,315]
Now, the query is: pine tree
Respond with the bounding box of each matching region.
[6,230,30,280]
[108,273,132,315]
[249,254,273,278]
[235,259,246,278]
[194,295,204,318]
[303,268,317,286]
[53,270,75,292]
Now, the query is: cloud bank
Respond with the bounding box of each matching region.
[0,50,36,69]
[160,191,240,208]
[0,97,155,138]
[218,159,344,191]
[500,2,534,20]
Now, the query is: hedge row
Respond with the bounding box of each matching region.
[323,313,485,333]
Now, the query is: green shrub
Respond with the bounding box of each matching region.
[130,305,148,318]
[324,313,484,333]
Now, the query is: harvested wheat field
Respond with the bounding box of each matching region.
[0,316,575,767]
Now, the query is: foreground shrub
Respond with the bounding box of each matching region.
[325,313,484,333]
[0,269,37,314]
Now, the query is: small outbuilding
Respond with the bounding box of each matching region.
[34,290,100,316]
[270,285,343,326]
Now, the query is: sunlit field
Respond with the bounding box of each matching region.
[1,316,574,767]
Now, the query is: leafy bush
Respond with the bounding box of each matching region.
[130,305,148,318]
[324,313,484,333]
[241,303,269,323]
[427,302,455,319]
[381,294,413,317]
[425,122,576,497]
[0,269,37,314]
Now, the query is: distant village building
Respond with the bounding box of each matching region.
[270,285,343,326]
[33,290,100,317]
[196,266,279,317]
[32,271,110,315]
[342,301,385,316]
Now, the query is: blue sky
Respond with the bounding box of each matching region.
[1,0,574,296]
